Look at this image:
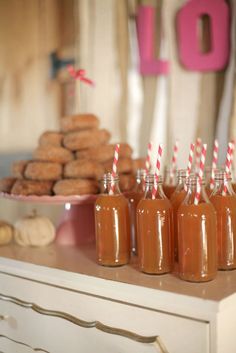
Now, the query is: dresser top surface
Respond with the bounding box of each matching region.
[0,243,235,303]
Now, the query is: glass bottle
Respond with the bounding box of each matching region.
[136,174,173,274]
[95,173,130,266]
[178,175,217,282]
[170,169,188,261]
[125,169,146,254]
[210,171,236,270]
[163,166,177,199]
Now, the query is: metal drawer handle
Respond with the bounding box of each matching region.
[0,293,169,353]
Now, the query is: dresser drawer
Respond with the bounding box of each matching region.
[0,272,209,353]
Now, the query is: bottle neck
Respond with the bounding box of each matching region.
[212,172,234,196]
[175,170,187,191]
[134,169,147,193]
[144,174,166,199]
[101,174,121,195]
[184,176,209,205]
[164,167,177,186]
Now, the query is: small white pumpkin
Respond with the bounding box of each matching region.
[0,221,13,245]
[14,210,56,247]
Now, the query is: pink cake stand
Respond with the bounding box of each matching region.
[0,193,97,246]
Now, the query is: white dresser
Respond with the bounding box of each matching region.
[0,244,235,353]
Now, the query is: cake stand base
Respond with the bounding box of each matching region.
[56,203,96,246]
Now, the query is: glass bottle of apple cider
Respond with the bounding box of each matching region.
[136,174,173,274]
[163,167,177,199]
[126,169,146,254]
[210,171,236,270]
[170,169,188,261]
[95,173,130,266]
[178,175,217,282]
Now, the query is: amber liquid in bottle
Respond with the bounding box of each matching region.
[137,175,173,274]
[178,176,217,282]
[170,170,188,261]
[163,166,177,199]
[125,169,146,254]
[210,171,236,270]
[95,174,130,266]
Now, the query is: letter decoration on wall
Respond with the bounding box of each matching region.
[136,5,169,75]
[177,0,230,71]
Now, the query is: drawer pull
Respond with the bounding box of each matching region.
[0,293,169,353]
[0,334,50,352]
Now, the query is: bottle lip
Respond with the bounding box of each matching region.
[136,168,147,178]
[214,170,232,181]
[145,173,163,184]
[164,166,177,173]
[177,169,187,178]
[101,172,119,182]
[186,174,206,186]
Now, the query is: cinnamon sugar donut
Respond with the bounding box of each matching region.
[12,160,28,179]
[119,174,136,192]
[103,158,133,174]
[24,162,62,181]
[53,179,99,196]
[39,131,63,147]
[0,177,17,193]
[76,143,133,162]
[11,180,53,196]
[64,160,104,180]
[33,146,74,164]
[63,129,111,151]
[61,114,99,133]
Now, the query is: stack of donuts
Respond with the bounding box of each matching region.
[0,114,145,196]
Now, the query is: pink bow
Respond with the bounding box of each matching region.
[67,65,94,86]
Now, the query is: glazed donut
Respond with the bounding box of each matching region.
[39,131,64,147]
[12,160,28,179]
[53,179,99,196]
[24,162,62,181]
[33,146,74,164]
[0,177,17,193]
[132,158,146,173]
[75,143,133,162]
[103,158,133,174]
[11,180,53,196]
[119,174,136,192]
[64,160,104,180]
[63,129,111,151]
[61,114,99,133]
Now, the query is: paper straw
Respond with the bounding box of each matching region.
[223,142,234,195]
[152,144,163,199]
[170,140,179,182]
[187,143,195,177]
[110,143,120,194]
[209,139,219,190]
[225,142,234,176]
[195,137,202,173]
[194,144,207,205]
[145,142,153,173]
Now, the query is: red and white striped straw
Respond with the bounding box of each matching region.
[195,137,202,172]
[187,143,195,177]
[152,144,163,199]
[110,143,120,194]
[145,142,153,173]
[170,140,179,181]
[194,144,207,205]
[112,143,120,177]
[223,141,234,195]
[209,139,219,190]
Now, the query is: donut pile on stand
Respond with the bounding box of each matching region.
[0,114,145,196]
